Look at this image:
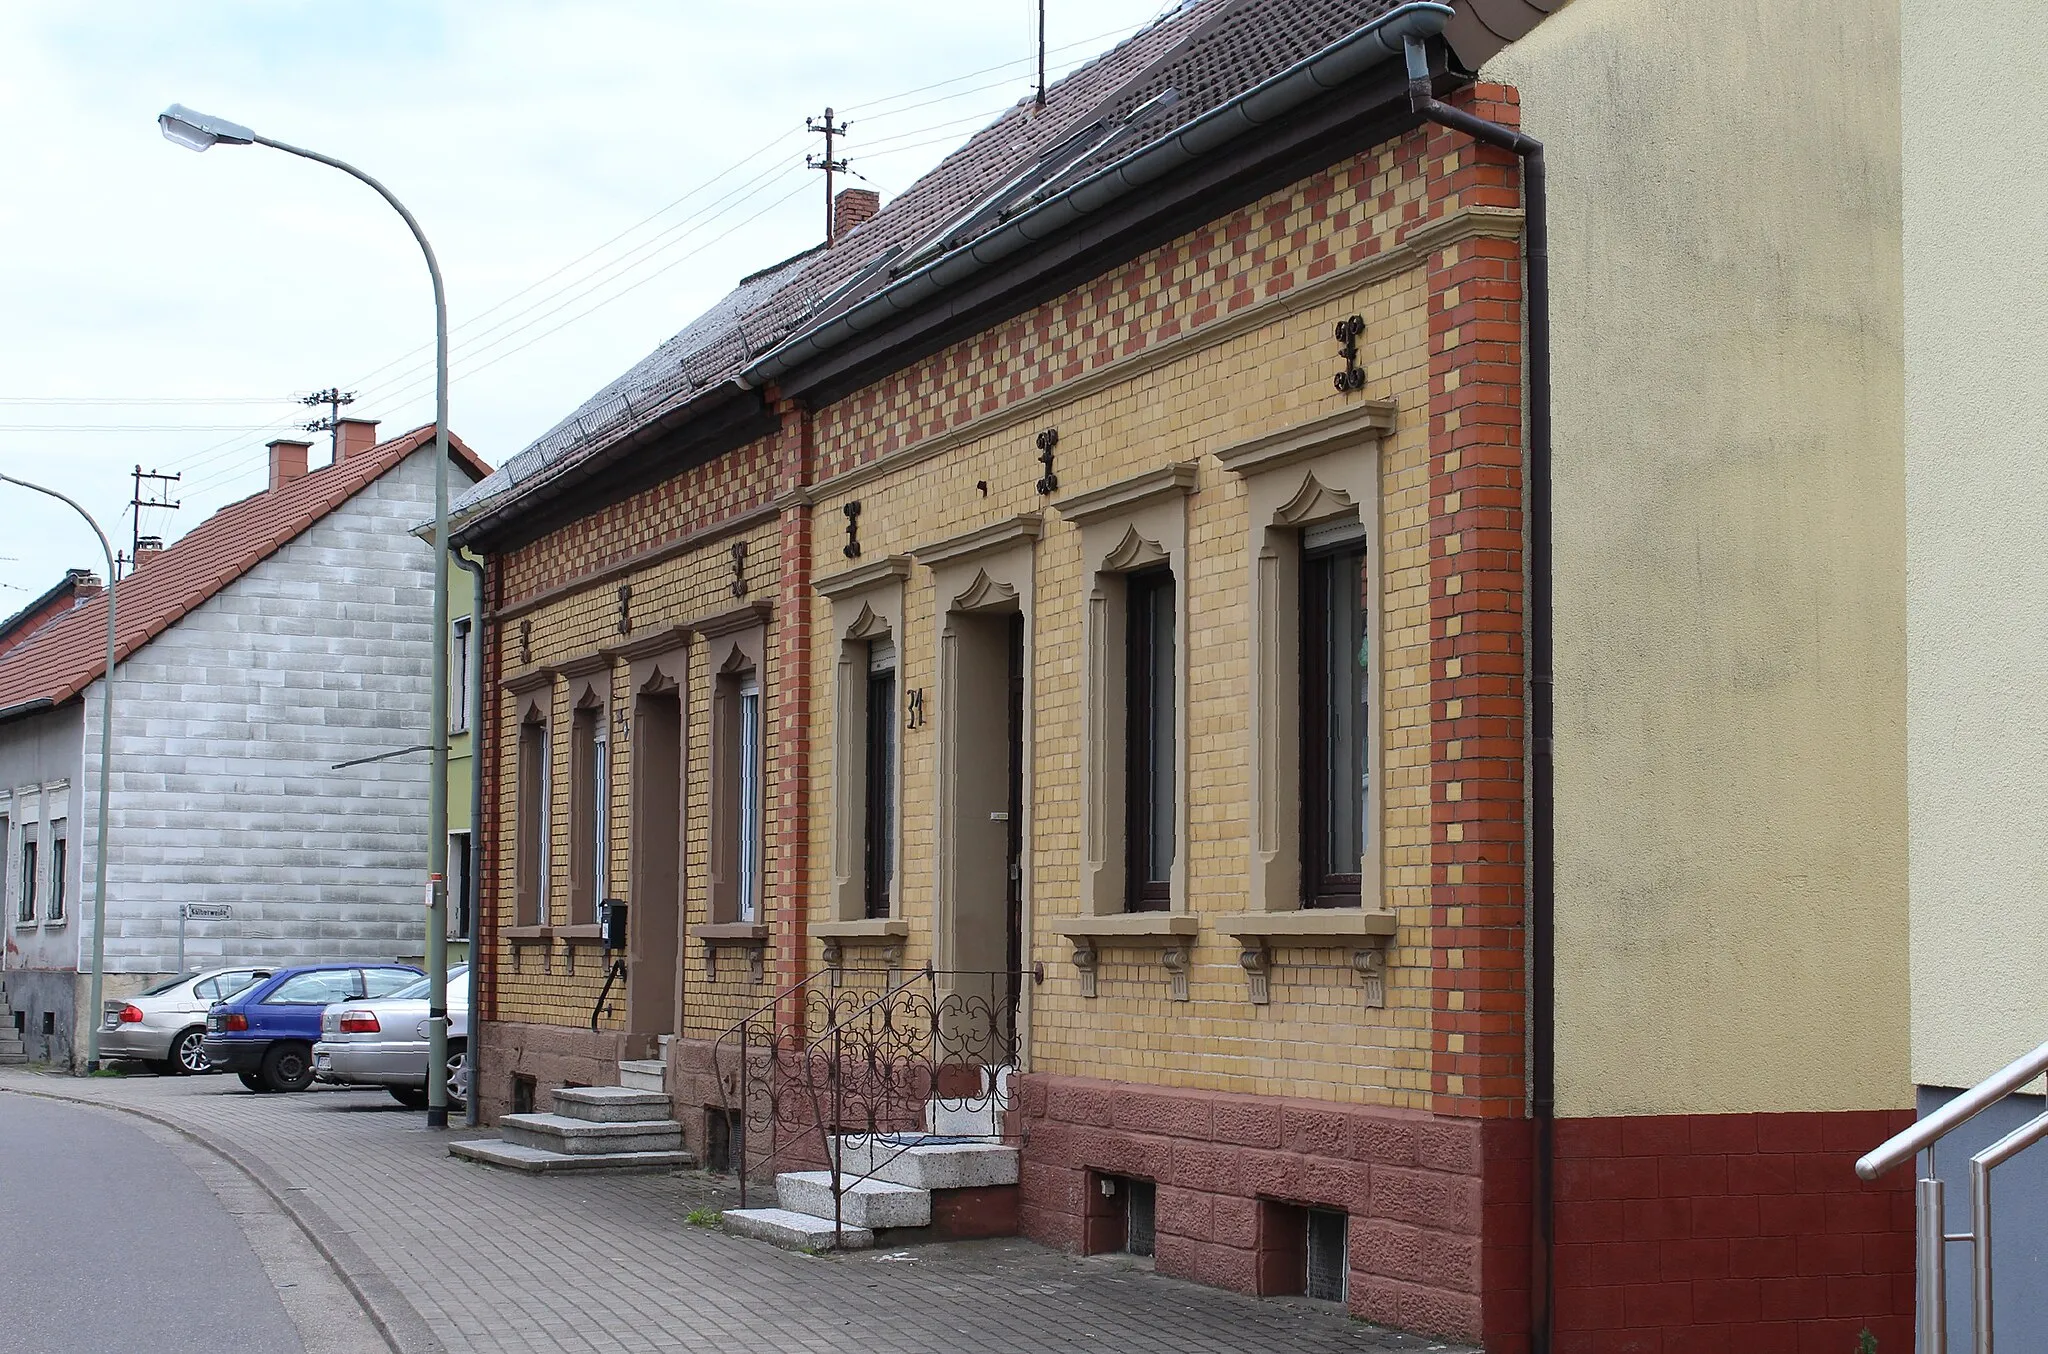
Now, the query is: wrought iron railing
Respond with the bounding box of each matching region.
[1857,1035,2048,1352]
[711,965,1028,1240]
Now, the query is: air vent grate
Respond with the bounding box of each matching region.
[1126,1179,1158,1257]
[1305,1207,1348,1301]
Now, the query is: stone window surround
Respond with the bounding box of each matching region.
[903,512,1043,981]
[1210,402,1401,1007]
[1054,462,1199,936]
[559,654,612,936]
[502,668,555,936]
[815,556,911,929]
[3,783,69,932]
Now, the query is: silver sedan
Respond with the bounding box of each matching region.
[312,967,469,1108]
[99,968,273,1074]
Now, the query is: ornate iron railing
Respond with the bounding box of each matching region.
[711,965,1027,1240]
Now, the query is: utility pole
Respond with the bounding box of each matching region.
[126,466,181,578]
[300,386,357,461]
[807,107,849,244]
[1037,0,1048,109]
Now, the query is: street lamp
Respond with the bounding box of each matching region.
[160,103,456,1127]
[0,474,116,1072]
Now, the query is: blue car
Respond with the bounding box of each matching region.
[201,963,422,1092]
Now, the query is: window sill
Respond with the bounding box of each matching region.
[555,924,603,943]
[504,925,554,942]
[810,918,909,941]
[1214,910,1397,941]
[1050,914,1198,941]
[691,922,769,944]
[13,919,38,931]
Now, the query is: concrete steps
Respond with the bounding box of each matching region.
[775,1170,932,1229]
[0,991,24,1064]
[451,1081,693,1175]
[618,1059,665,1093]
[830,1133,1020,1190]
[721,1206,873,1253]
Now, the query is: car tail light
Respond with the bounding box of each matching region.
[338,1011,381,1034]
[118,1004,145,1023]
[223,1013,248,1032]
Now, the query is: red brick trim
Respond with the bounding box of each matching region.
[1553,1110,1915,1352]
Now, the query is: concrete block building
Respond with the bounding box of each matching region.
[448,0,1915,1347]
[0,422,488,1066]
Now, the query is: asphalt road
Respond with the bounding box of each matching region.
[0,1091,306,1354]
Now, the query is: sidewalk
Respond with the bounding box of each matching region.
[0,1069,1468,1354]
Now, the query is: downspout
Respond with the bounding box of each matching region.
[453,547,487,1129]
[1403,32,1554,1354]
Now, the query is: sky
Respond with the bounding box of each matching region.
[0,0,1183,605]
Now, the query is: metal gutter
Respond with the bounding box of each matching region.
[452,547,487,1128]
[0,696,59,725]
[739,1,1456,390]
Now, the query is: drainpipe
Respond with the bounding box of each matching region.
[453,548,487,1129]
[1403,31,1554,1354]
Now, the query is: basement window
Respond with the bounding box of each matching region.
[1305,1208,1348,1302]
[1125,1178,1157,1258]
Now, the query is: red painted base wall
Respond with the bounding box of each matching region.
[1552,1110,1916,1353]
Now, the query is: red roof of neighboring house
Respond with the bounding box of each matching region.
[0,569,101,662]
[0,425,489,720]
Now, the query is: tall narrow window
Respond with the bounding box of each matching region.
[735,674,762,923]
[863,638,897,919]
[46,826,65,924]
[516,713,547,926]
[450,618,472,733]
[1302,531,1368,906]
[18,837,37,924]
[448,831,470,940]
[1125,569,1176,912]
[569,701,600,926]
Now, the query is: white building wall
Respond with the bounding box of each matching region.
[71,447,455,991]
[1903,0,2048,1092]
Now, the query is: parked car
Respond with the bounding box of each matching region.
[202,964,422,1092]
[98,968,273,1075]
[313,966,469,1108]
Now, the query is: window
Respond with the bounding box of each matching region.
[264,970,362,1004]
[0,815,10,923]
[515,708,548,927]
[450,618,472,733]
[46,827,66,923]
[1125,569,1176,912]
[448,832,472,940]
[1301,533,1368,906]
[863,639,897,920]
[569,697,602,926]
[362,968,419,998]
[735,674,762,923]
[18,837,37,925]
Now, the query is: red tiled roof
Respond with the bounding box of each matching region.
[0,425,489,719]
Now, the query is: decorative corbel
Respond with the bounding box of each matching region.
[1161,946,1190,1003]
[1352,945,1387,1009]
[1238,943,1271,1005]
[881,941,904,989]
[1072,939,1099,999]
[822,938,844,989]
[748,945,765,985]
[563,941,575,977]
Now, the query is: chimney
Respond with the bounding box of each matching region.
[68,570,104,605]
[267,437,312,491]
[131,537,164,572]
[832,189,880,243]
[334,417,381,462]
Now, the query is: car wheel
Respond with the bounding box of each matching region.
[389,1086,429,1109]
[166,1028,209,1076]
[237,1071,269,1093]
[445,1041,469,1107]
[261,1043,315,1093]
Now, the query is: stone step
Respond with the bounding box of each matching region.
[831,1134,1019,1190]
[722,1206,873,1253]
[0,1052,25,1065]
[926,1095,1003,1137]
[499,1112,683,1156]
[617,1059,665,1093]
[553,1086,672,1123]
[775,1171,932,1229]
[450,1139,693,1175]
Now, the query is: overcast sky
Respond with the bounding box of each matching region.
[0,0,1178,604]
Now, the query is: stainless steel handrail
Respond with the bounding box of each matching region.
[1855,1035,2048,1353]
[1857,1036,2048,1180]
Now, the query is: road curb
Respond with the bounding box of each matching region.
[0,1081,445,1354]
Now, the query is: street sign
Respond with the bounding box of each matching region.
[180,904,233,921]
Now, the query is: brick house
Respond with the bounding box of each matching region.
[0,422,489,1066]
[450,0,1913,1348]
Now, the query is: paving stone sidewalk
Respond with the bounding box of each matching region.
[0,1068,1471,1354]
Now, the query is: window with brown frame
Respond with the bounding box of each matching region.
[712,665,764,925]
[1124,567,1176,912]
[568,699,601,926]
[862,638,897,920]
[1300,533,1368,907]
[515,712,547,926]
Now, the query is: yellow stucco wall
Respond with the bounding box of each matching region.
[1484,0,1910,1116]
[1902,0,2048,1092]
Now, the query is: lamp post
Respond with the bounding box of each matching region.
[159,104,454,1127]
[0,474,116,1071]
